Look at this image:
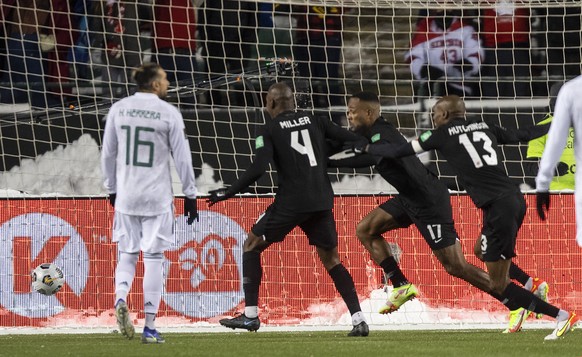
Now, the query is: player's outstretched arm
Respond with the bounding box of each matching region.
[207,188,234,207]
[493,123,551,144]
[208,127,274,206]
[327,149,379,168]
[365,141,417,159]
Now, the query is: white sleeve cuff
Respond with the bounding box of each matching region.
[411,140,424,154]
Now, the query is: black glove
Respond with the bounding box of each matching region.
[536,191,550,221]
[555,162,569,176]
[207,188,232,207]
[342,139,368,155]
[108,193,116,207]
[184,197,198,225]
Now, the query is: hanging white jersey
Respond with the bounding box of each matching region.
[405,17,482,81]
[101,92,197,216]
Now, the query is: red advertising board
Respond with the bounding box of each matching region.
[0,195,580,327]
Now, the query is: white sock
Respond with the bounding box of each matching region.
[524,277,533,291]
[115,252,139,305]
[557,309,570,321]
[145,313,156,330]
[351,311,365,326]
[143,253,164,319]
[245,306,259,318]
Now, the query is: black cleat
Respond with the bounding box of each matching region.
[347,321,369,337]
[219,314,260,332]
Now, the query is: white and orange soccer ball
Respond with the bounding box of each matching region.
[31,263,64,296]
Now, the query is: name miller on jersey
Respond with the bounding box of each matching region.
[119,108,161,120]
[447,121,489,136]
[279,116,311,129]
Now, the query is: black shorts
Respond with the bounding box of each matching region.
[250,204,338,250]
[379,196,458,250]
[479,192,526,262]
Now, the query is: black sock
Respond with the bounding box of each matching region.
[329,264,361,316]
[487,290,520,310]
[242,251,262,307]
[502,282,559,317]
[379,256,409,287]
[509,263,531,286]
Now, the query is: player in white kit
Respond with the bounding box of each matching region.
[101,62,199,343]
[537,75,582,248]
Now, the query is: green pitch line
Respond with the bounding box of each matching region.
[0,330,580,357]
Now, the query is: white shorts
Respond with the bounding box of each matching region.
[112,210,175,254]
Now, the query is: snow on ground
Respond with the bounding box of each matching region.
[0,287,554,334]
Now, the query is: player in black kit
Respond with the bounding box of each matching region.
[331,91,500,315]
[208,82,370,336]
[362,95,578,340]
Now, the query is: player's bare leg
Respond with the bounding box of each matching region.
[484,259,512,295]
[433,241,492,292]
[356,208,400,263]
[356,208,418,314]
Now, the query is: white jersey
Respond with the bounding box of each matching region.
[405,17,482,81]
[536,75,582,247]
[101,92,197,216]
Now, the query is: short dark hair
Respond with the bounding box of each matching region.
[132,63,162,91]
[350,91,379,103]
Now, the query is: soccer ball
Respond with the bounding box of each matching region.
[31,263,64,296]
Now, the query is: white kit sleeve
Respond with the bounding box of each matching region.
[101,110,118,194]
[536,85,573,191]
[168,110,197,199]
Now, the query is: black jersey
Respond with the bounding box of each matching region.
[372,118,450,207]
[334,117,450,208]
[417,118,521,207]
[228,110,362,212]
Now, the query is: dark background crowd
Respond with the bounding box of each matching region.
[0,1,580,116]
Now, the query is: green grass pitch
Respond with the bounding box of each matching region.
[0,329,580,357]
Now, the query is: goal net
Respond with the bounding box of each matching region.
[0,0,580,331]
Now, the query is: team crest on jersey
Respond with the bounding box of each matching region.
[420,131,432,142]
[255,136,264,149]
[371,133,381,143]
